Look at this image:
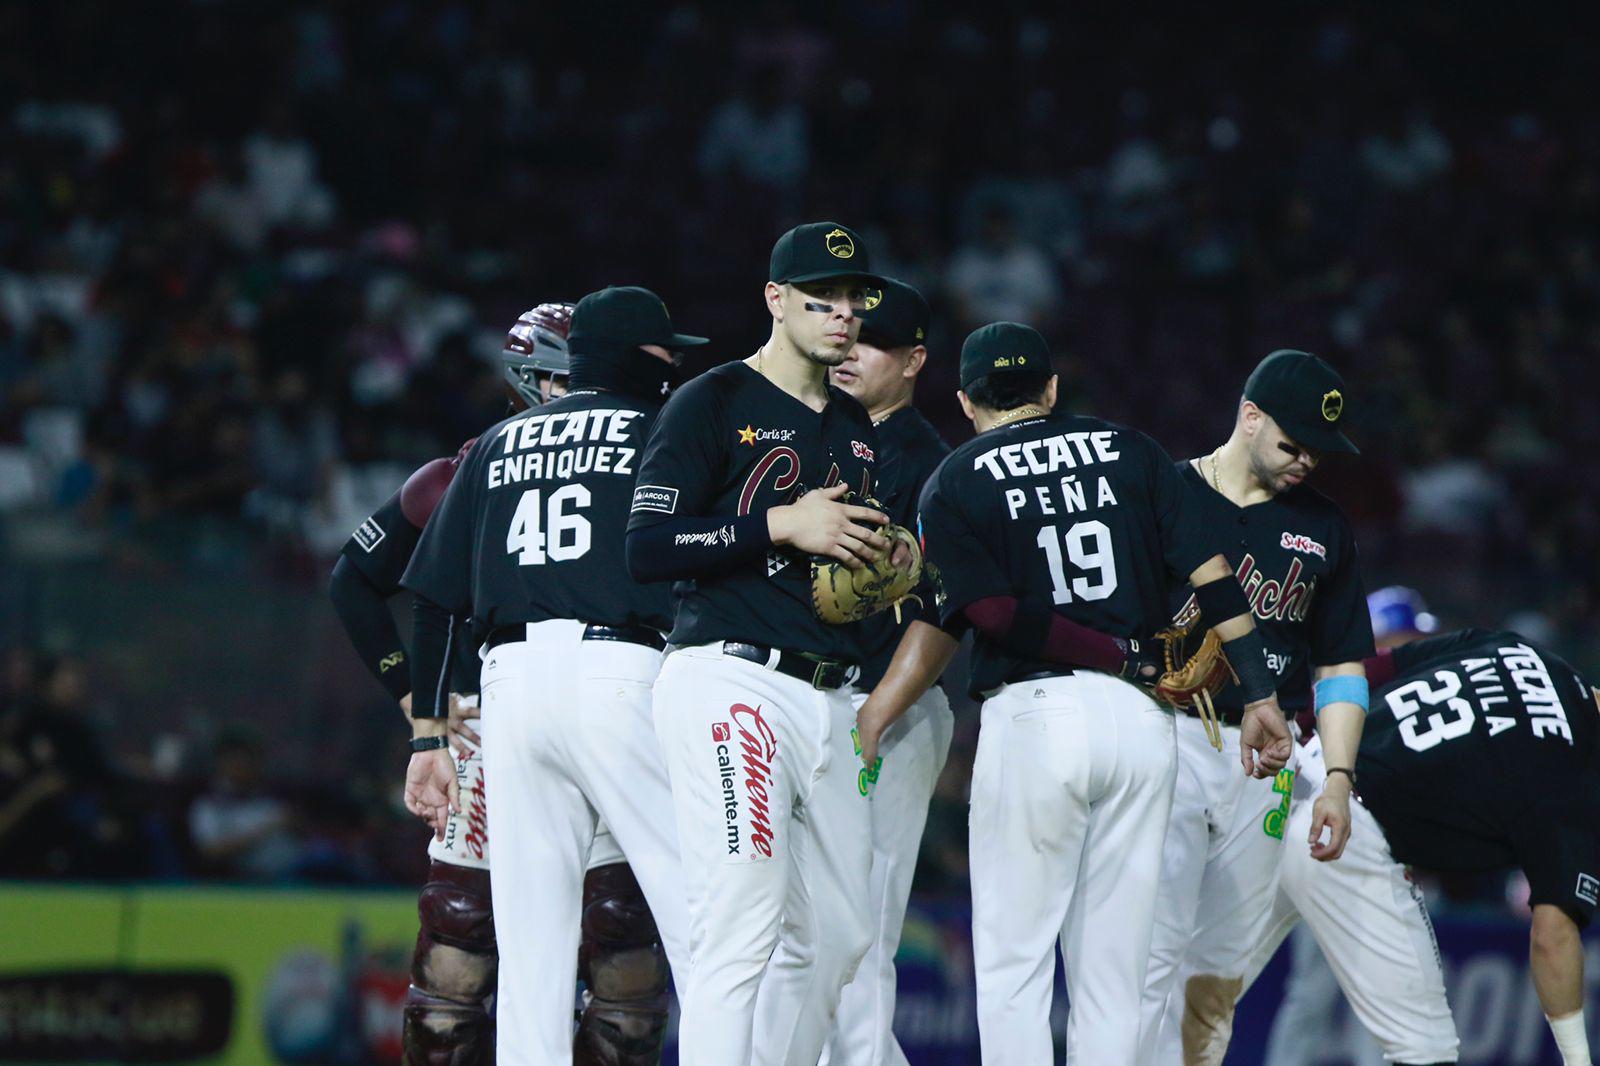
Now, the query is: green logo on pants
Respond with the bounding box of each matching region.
[1262,768,1295,840]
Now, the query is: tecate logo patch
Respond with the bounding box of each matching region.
[1577,873,1599,906]
[631,484,679,514]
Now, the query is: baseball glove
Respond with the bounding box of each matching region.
[1148,618,1239,752]
[811,515,924,626]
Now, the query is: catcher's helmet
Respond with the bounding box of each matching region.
[502,302,575,408]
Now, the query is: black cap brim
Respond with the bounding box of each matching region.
[783,269,888,288]
[1277,416,1360,455]
[663,333,710,348]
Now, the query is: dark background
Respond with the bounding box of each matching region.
[1,0,1595,998]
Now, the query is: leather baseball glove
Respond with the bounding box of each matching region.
[811,505,924,625]
[1148,617,1239,752]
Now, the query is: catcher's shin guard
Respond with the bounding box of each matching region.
[404,861,497,1065]
[573,862,670,1066]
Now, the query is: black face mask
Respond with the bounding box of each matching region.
[567,344,680,401]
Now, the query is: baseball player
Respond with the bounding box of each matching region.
[1139,350,1375,1066]
[1257,587,1437,1066]
[401,286,706,1065]
[332,303,679,1065]
[1229,591,1600,1066]
[625,221,894,1065]
[753,277,953,1066]
[909,321,1292,1063]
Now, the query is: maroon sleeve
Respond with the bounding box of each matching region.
[963,594,1129,674]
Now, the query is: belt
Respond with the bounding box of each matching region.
[721,642,856,691]
[484,623,666,652]
[1008,668,1075,685]
[1183,704,1245,727]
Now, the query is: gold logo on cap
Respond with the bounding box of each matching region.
[825,228,855,259]
[863,288,882,310]
[1322,389,1343,422]
[915,326,925,340]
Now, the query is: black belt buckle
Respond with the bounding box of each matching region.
[804,656,850,691]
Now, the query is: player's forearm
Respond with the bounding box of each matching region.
[625,515,772,583]
[868,620,960,722]
[962,594,1129,673]
[1312,663,1367,772]
[328,557,411,702]
[409,596,461,728]
[1530,905,1586,1018]
[1187,557,1278,703]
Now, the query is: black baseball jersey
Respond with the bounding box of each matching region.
[918,412,1220,697]
[627,361,879,660]
[403,390,670,633]
[339,487,480,693]
[856,407,950,690]
[1172,463,1374,714]
[1357,629,1600,924]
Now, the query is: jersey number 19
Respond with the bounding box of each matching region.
[1036,520,1119,604]
[506,485,592,565]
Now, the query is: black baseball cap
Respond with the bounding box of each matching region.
[567,286,709,353]
[959,322,1054,389]
[769,221,886,287]
[1244,349,1358,455]
[857,277,930,350]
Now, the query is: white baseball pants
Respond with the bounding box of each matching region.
[795,685,954,1066]
[1139,714,1295,1065]
[971,671,1177,1065]
[1244,736,1459,1066]
[425,693,626,872]
[478,619,689,1066]
[651,642,873,1066]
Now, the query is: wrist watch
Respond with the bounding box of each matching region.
[409,735,449,753]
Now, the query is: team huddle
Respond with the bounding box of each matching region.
[328,221,1599,1065]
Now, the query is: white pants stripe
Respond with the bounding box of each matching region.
[653,643,874,1066]
[479,619,688,1066]
[972,672,1177,1065]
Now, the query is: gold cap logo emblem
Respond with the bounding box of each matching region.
[825,228,855,259]
[1321,389,1343,422]
[863,288,882,310]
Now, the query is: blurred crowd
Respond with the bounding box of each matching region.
[2,3,1597,890]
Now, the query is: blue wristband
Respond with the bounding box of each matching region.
[1314,675,1369,713]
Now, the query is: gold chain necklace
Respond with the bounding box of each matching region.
[990,405,1049,430]
[1207,447,1225,493]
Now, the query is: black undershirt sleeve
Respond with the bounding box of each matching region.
[625,513,772,583]
[328,556,411,702]
[410,595,461,719]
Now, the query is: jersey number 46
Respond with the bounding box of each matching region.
[506,486,592,565]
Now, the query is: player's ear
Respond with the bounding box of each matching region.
[764,281,786,323]
[1239,397,1260,436]
[956,389,976,424]
[1042,374,1059,411]
[903,345,927,379]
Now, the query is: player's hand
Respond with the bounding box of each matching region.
[404,749,460,841]
[1308,776,1352,861]
[1239,697,1292,779]
[447,693,481,753]
[853,697,891,783]
[769,483,890,570]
